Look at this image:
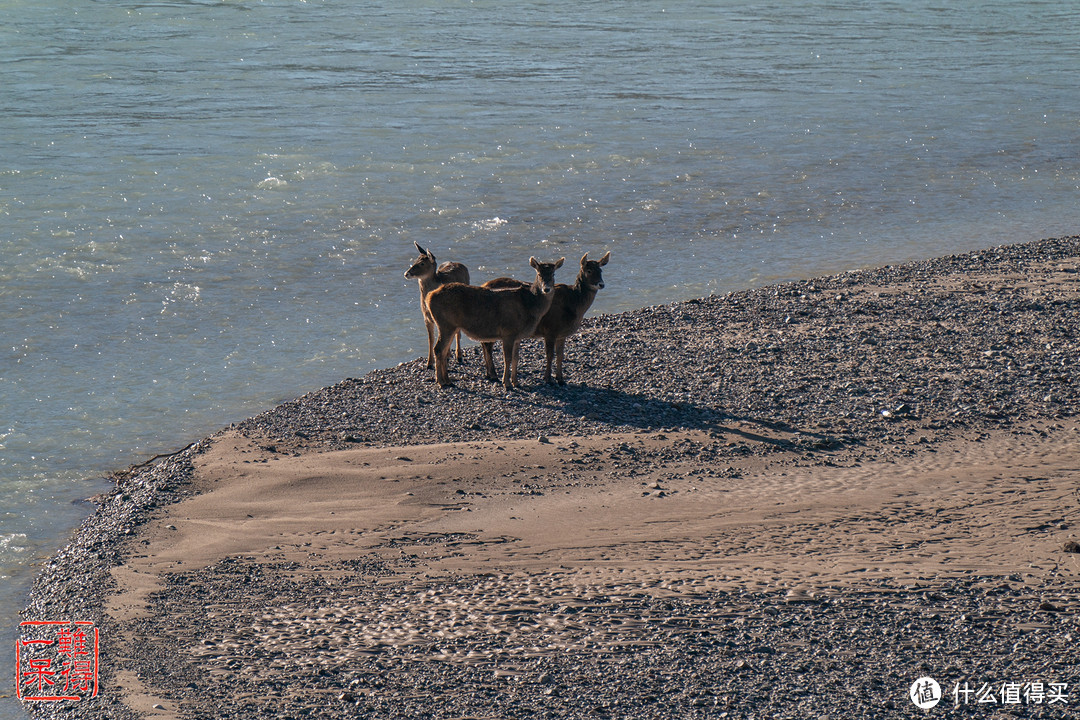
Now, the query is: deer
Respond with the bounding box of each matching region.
[404,242,470,369]
[480,251,609,385]
[426,257,565,390]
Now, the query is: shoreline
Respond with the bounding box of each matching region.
[21,236,1080,719]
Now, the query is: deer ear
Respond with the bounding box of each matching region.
[414,241,426,255]
[599,251,610,266]
[555,257,565,269]
[580,253,589,267]
[530,256,540,269]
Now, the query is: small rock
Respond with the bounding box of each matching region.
[785,588,817,604]
[1063,541,1080,554]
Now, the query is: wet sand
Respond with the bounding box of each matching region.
[22,236,1080,719]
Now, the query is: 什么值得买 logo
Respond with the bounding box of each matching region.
[909,674,1070,709]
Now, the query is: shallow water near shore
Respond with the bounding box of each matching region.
[3,2,1080,716]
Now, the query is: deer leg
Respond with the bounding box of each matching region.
[480,342,498,381]
[433,328,455,387]
[502,339,517,390]
[454,329,465,364]
[543,337,556,385]
[554,337,567,386]
[424,317,437,369]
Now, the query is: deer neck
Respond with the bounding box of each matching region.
[418,273,439,294]
[573,274,599,303]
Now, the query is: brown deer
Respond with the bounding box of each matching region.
[481,251,609,385]
[427,257,565,390]
[404,242,470,368]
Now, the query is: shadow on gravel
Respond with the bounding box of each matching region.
[451,377,849,453]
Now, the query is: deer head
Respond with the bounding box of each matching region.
[530,256,564,294]
[405,242,438,280]
[577,251,610,291]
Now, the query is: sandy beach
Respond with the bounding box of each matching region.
[22,237,1080,719]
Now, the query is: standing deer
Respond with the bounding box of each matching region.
[426,257,565,390]
[481,251,609,385]
[404,242,470,368]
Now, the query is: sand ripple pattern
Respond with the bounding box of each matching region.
[134,554,1079,719]
[187,569,728,669]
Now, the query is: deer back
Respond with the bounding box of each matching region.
[428,283,546,342]
[436,261,470,287]
[481,276,528,291]
[431,257,563,342]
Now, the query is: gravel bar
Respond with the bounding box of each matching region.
[22,236,1080,719]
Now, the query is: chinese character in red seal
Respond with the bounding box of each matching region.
[16,621,99,702]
